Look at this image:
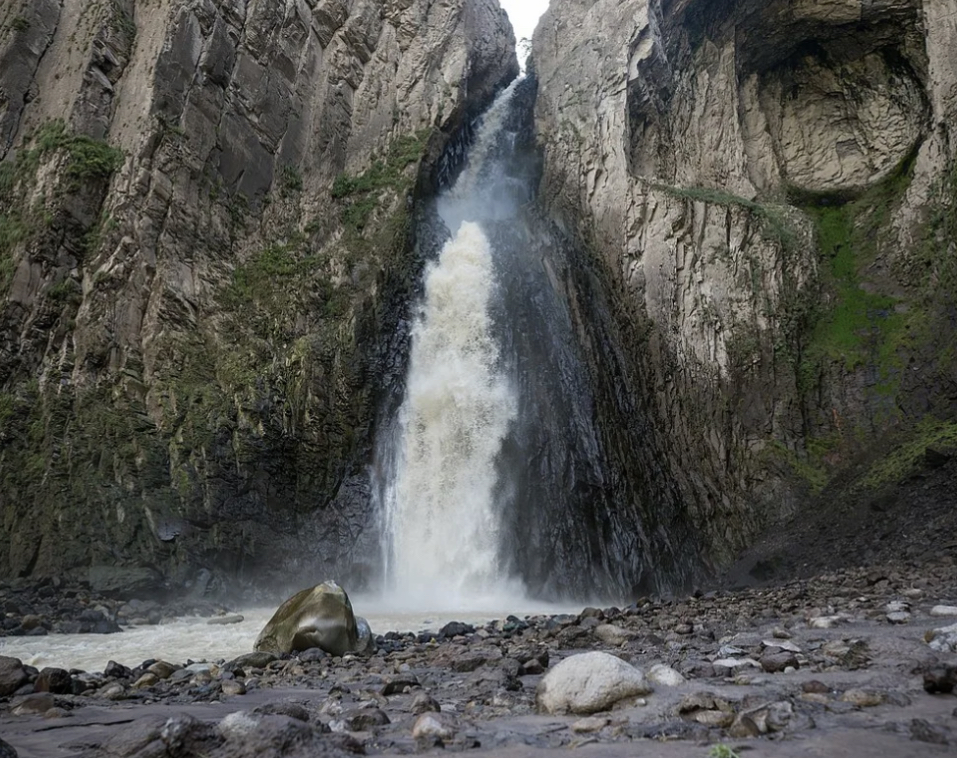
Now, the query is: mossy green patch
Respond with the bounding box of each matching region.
[859,418,957,490]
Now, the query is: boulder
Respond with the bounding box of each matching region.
[0,656,28,697]
[536,651,652,715]
[34,667,72,694]
[254,582,366,657]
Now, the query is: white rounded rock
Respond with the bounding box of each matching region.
[536,651,652,715]
[647,663,686,687]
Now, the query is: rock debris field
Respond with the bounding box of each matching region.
[1,559,957,757]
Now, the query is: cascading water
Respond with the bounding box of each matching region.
[379,81,528,609]
[374,73,700,607]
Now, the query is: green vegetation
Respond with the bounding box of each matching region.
[279,165,303,197]
[860,418,957,490]
[12,16,30,32]
[331,130,430,233]
[651,182,801,253]
[708,746,741,758]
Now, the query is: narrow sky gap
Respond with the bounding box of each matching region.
[500,0,549,43]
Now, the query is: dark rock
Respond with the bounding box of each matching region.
[253,701,314,724]
[803,680,831,694]
[760,651,799,673]
[104,660,133,679]
[297,648,328,663]
[439,621,474,638]
[381,674,420,696]
[34,667,72,694]
[342,707,390,731]
[0,656,28,697]
[923,664,957,695]
[0,736,17,758]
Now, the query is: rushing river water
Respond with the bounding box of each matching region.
[0,599,577,673]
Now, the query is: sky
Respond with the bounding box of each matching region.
[500,0,550,42]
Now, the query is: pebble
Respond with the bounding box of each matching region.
[930,606,957,617]
[647,663,685,686]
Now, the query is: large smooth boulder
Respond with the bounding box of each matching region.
[536,651,652,715]
[254,582,369,657]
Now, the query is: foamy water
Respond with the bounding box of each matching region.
[0,598,577,673]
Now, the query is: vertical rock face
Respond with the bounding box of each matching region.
[0,0,517,587]
[533,0,957,566]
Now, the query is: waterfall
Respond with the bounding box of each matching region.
[378,80,527,609]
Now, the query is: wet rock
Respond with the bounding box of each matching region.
[34,666,72,694]
[255,582,360,657]
[412,711,457,741]
[0,656,28,697]
[537,651,652,715]
[297,648,327,663]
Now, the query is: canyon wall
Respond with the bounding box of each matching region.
[0,0,517,592]
[533,0,957,568]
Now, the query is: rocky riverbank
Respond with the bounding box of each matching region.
[1,557,956,757]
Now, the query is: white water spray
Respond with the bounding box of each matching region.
[380,81,528,610]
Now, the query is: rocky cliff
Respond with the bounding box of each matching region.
[533,0,957,569]
[0,0,517,591]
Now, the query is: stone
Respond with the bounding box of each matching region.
[841,689,885,707]
[412,712,457,741]
[221,679,247,696]
[34,667,71,694]
[0,656,28,697]
[931,606,957,617]
[886,611,911,624]
[760,651,799,673]
[147,661,179,679]
[712,658,761,677]
[410,692,442,715]
[439,621,475,638]
[763,639,801,653]
[809,616,843,629]
[382,674,420,696]
[0,737,17,758]
[133,673,159,689]
[342,707,390,731]
[228,652,279,671]
[536,652,652,715]
[922,664,956,695]
[255,582,360,657]
[911,718,951,746]
[594,624,632,646]
[104,660,132,679]
[927,623,957,654]
[647,663,686,686]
